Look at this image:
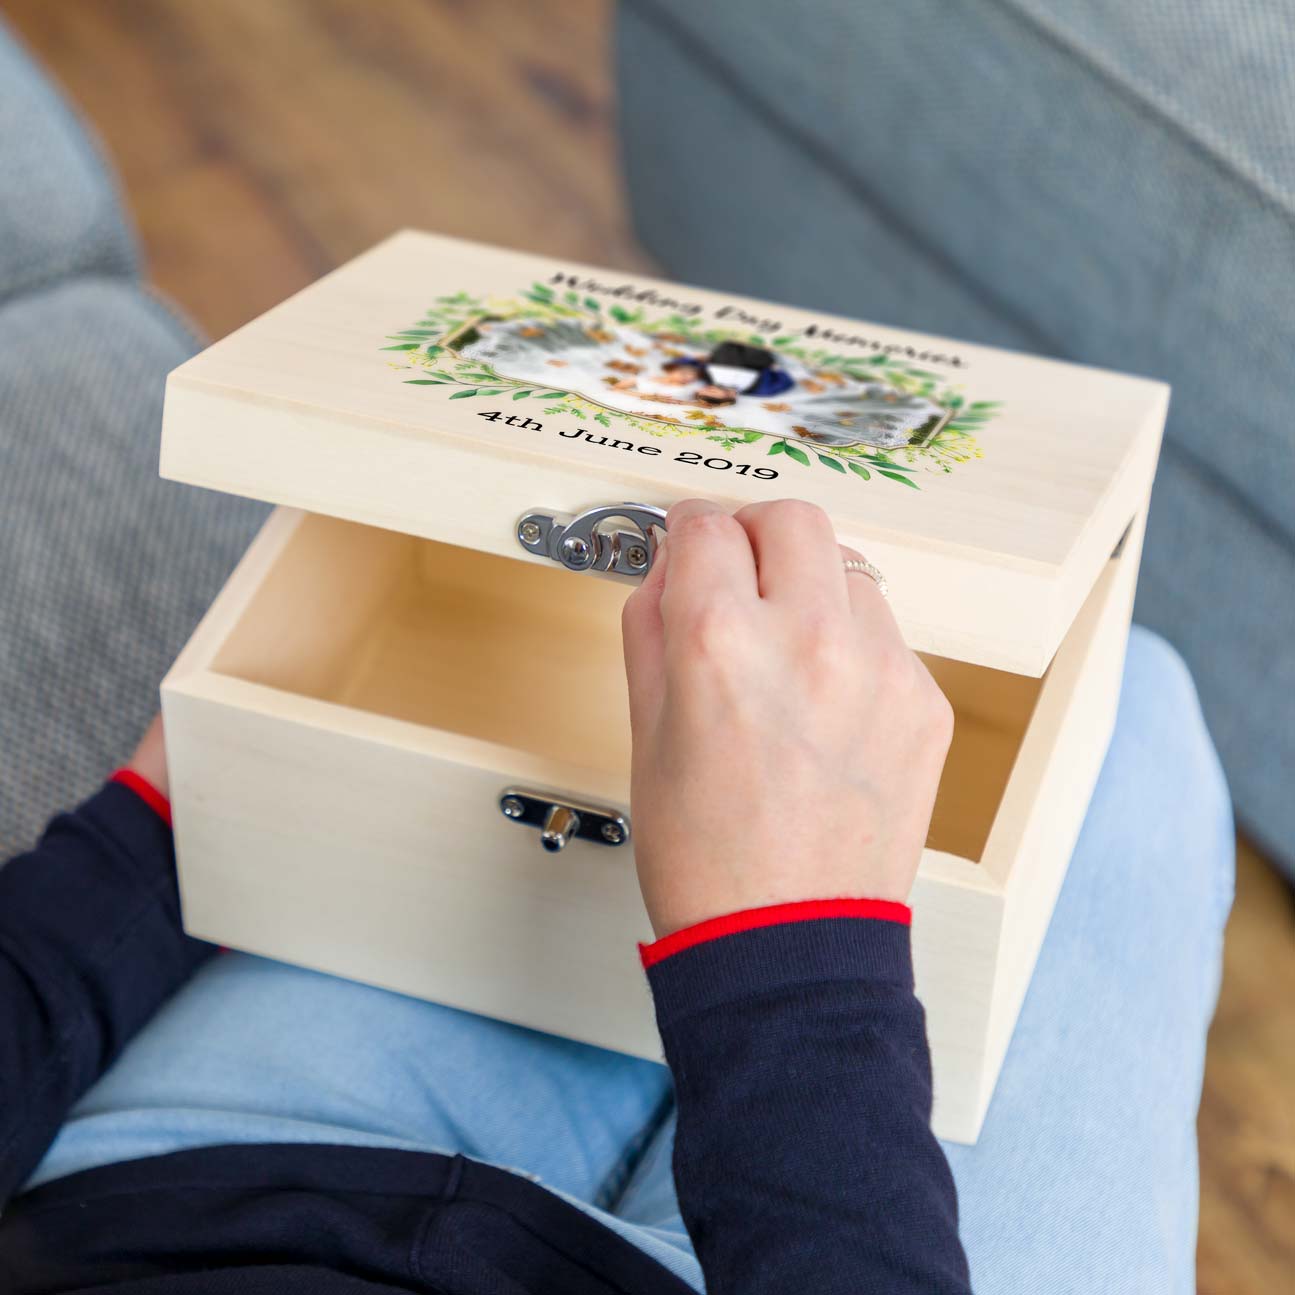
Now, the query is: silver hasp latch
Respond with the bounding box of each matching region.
[499,787,631,853]
[516,503,668,577]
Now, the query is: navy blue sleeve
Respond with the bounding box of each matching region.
[647,917,972,1295]
[0,783,214,1202]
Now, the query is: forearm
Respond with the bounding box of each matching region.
[0,778,213,1200]
[645,905,971,1295]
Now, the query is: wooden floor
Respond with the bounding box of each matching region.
[8,3,1294,1290]
[1198,840,1295,1292]
[6,0,650,341]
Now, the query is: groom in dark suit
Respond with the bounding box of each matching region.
[663,340,796,405]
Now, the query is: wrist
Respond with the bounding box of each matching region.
[643,900,917,1035]
[125,715,170,800]
[640,867,917,944]
[109,767,172,827]
[640,896,911,969]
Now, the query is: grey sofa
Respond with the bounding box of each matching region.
[2,8,1287,874]
[615,0,1295,871]
[0,21,265,858]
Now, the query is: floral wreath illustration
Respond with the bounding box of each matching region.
[381,283,1000,489]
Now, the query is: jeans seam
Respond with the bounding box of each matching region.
[594,1087,676,1217]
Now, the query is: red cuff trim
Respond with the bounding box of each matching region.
[639,897,911,969]
[109,768,173,828]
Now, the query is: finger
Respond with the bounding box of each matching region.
[840,544,900,634]
[658,498,758,619]
[734,499,847,608]
[621,541,668,733]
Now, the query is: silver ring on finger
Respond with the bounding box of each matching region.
[843,557,889,599]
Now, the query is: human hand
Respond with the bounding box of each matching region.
[621,498,953,939]
[126,714,170,800]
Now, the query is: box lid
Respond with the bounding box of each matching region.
[160,230,1167,676]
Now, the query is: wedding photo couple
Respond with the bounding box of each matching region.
[458,315,950,450]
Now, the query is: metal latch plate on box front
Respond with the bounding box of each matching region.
[516,503,667,577]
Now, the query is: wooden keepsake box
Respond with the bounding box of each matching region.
[159,231,1167,1143]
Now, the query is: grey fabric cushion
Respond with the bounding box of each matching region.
[0,20,137,304]
[1139,449,1295,866]
[616,0,1295,867]
[0,278,266,857]
[618,0,1295,533]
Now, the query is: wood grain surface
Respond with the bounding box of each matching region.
[6,1,1292,1288]
[5,0,649,340]
[158,226,1164,674]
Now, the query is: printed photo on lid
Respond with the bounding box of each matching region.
[457,317,949,451]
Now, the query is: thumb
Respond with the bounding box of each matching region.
[620,537,668,735]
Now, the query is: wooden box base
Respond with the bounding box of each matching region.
[163,506,1143,1143]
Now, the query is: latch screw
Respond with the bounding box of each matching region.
[560,535,593,567]
[624,544,649,571]
[601,821,625,844]
[518,520,542,545]
[501,796,525,819]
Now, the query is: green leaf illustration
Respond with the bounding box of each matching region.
[382,299,996,489]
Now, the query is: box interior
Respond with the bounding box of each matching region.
[211,514,1043,863]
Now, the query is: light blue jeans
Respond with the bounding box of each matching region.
[28,628,1233,1294]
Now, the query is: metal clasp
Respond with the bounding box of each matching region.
[499,787,630,854]
[516,503,667,577]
